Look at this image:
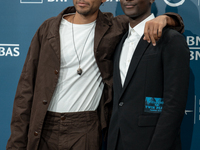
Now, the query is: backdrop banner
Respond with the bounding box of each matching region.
[0,0,199,149]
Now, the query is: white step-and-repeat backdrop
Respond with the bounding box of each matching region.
[0,0,199,149]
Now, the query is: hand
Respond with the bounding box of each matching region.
[143,15,170,46]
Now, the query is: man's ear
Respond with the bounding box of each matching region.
[102,0,106,3]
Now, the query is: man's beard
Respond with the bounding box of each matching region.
[74,0,92,16]
[76,9,91,16]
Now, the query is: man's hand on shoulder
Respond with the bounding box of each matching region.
[143,15,174,46]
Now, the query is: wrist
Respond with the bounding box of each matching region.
[165,15,176,26]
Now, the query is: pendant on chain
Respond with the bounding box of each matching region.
[77,68,82,75]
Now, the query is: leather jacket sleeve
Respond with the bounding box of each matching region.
[164,12,185,33]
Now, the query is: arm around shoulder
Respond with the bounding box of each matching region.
[164,12,184,33]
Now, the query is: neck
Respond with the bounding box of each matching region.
[129,12,151,28]
[72,11,98,24]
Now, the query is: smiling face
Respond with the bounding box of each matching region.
[73,0,106,17]
[120,0,154,20]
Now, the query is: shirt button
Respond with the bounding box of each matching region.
[34,131,38,136]
[55,70,59,75]
[42,100,47,105]
[119,102,124,107]
[61,116,66,120]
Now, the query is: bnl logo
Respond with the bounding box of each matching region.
[0,44,20,57]
[20,0,43,4]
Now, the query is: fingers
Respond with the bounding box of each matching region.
[144,23,151,43]
[144,22,161,46]
[144,23,157,46]
[157,25,163,39]
[150,25,157,46]
[143,16,167,46]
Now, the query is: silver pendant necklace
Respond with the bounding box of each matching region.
[71,16,95,75]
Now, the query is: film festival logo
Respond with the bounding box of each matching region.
[184,96,200,125]
[185,96,200,124]
[163,0,185,7]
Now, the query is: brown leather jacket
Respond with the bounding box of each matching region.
[6,6,184,150]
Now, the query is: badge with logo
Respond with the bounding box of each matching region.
[144,97,164,113]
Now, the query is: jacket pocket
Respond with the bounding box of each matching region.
[138,114,160,127]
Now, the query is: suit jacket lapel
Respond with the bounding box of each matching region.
[119,36,150,100]
[113,32,128,96]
